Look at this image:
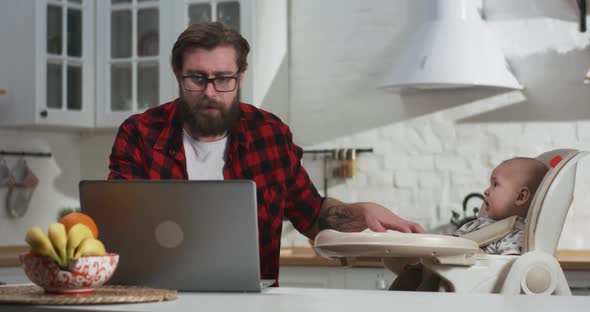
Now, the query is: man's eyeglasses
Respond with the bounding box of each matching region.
[181,74,240,92]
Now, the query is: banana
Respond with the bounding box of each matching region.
[66,223,94,260]
[72,238,106,260]
[47,223,68,268]
[25,226,61,265]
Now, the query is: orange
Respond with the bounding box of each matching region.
[59,212,99,239]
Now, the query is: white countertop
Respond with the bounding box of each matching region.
[2,287,590,312]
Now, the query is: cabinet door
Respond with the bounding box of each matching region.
[36,0,94,127]
[172,0,254,105]
[564,271,590,296]
[279,266,396,290]
[0,267,28,284]
[344,268,395,290]
[95,0,171,128]
[279,266,346,289]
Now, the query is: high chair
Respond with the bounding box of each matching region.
[314,149,588,295]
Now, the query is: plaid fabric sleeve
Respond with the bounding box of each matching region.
[282,127,325,234]
[108,117,148,179]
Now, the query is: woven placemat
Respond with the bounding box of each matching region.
[0,285,177,305]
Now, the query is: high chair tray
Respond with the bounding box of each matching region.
[314,230,479,258]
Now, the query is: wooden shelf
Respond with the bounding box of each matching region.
[555,249,590,271]
[0,246,28,267]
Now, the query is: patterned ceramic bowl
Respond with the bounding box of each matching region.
[20,252,119,295]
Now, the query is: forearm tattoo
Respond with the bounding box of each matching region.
[318,204,365,232]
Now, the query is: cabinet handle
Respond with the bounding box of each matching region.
[40,110,48,118]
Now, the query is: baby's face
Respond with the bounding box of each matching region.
[483,163,520,220]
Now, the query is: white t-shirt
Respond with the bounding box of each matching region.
[182,129,227,180]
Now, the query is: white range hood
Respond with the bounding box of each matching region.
[379,0,522,92]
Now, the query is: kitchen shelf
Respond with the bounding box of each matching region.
[0,151,52,158]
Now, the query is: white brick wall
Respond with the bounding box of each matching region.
[286,120,590,249]
[283,0,590,249]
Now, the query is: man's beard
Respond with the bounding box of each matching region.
[178,91,240,138]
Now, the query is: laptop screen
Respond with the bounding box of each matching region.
[80,180,265,292]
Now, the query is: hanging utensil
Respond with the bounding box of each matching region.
[0,157,14,217]
[578,0,587,32]
[7,158,39,218]
[0,157,13,187]
[346,149,356,178]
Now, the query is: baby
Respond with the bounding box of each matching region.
[453,157,548,255]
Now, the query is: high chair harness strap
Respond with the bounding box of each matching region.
[458,216,519,247]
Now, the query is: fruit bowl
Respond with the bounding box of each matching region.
[20,252,119,295]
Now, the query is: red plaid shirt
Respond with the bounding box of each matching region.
[109,99,324,282]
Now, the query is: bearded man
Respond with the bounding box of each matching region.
[108,22,424,284]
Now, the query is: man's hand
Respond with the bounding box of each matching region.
[303,198,425,239]
[356,202,425,233]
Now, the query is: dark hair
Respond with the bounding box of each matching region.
[171,22,250,73]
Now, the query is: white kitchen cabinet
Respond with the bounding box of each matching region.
[95,0,171,128]
[281,266,590,295]
[0,1,256,129]
[95,0,254,128]
[279,266,346,289]
[344,267,394,290]
[0,267,28,285]
[565,271,590,296]
[0,0,94,128]
[279,266,395,290]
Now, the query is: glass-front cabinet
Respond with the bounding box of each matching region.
[185,1,241,31]
[95,0,170,128]
[0,0,253,128]
[96,0,254,128]
[0,0,94,128]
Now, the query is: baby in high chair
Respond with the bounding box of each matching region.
[453,157,548,255]
[390,157,548,291]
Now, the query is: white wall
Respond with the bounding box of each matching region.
[253,0,290,122]
[283,0,590,248]
[79,131,118,180]
[0,128,117,246]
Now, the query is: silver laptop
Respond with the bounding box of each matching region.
[79,180,272,292]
